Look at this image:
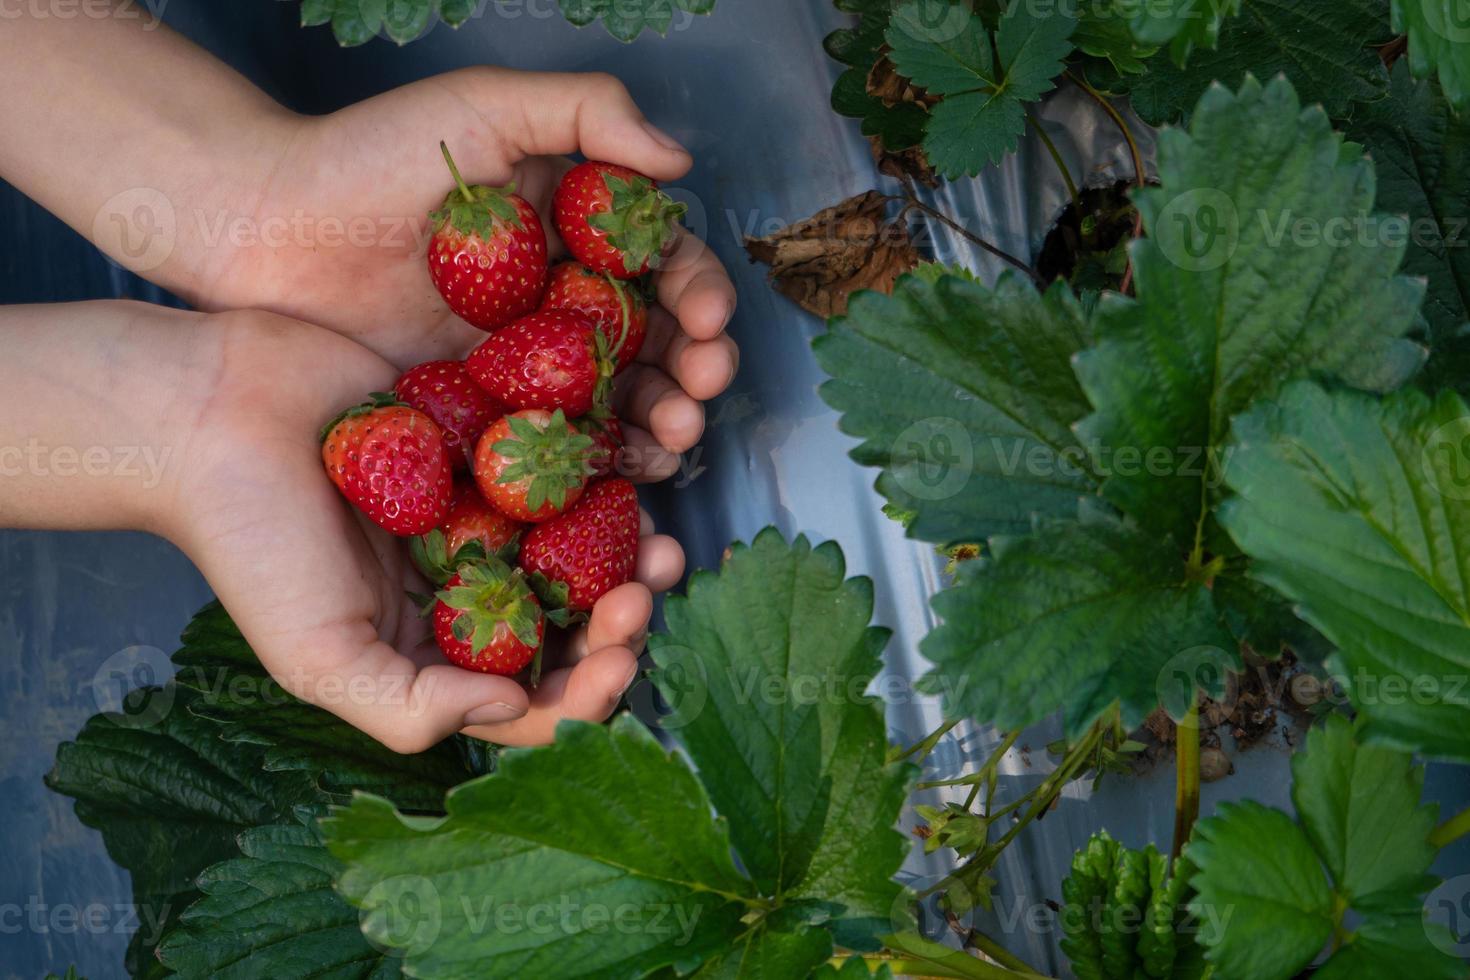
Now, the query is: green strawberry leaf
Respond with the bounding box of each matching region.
[812,959,894,980]
[300,0,715,46]
[172,603,478,810]
[918,507,1237,737]
[879,931,1024,978]
[831,68,931,151]
[1187,715,1460,980]
[649,529,916,948]
[156,819,402,979]
[45,683,320,976]
[887,0,1076,176]
[1188,801,1336,978]
[1345,62,1470,396]
[557,0,718,41]
[324,716,757,978]
[1218,381,1470,762]
[1130,0,1242,64]
[1075,75,1423,551]
[45,684,319,900]
[1073,3,1160,75]
[827,0,934,154]
[687,909,835,979]
[331,0,387,46]
[1095,0,1391,127]
[1393,0,1470,112]
[814,272,1097,546]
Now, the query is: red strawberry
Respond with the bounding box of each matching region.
[553,161,687,279]
[394,360,505,471]
[474,409,596,523]
[428,142,548,332]
[466,310,613,419]
[578,416,625,479]
[540,261,648,372]
[410,486,524,587]
[321,394,451,536]
[519,478,640,611]
[442,484,524,555]
[433,560,544,676]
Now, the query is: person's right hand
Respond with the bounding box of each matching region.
[163,309,685,751]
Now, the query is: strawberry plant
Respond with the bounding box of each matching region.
[298,0,720,46]
[38,4,1470,979]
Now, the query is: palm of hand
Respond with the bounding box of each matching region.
[199,75,580,366]
[172,313,661,751]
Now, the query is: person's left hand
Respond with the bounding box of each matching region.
[181,68,738,483]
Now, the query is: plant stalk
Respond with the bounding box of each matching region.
[1430,804,1470,848]
[1025,110,1080,214]
[893,193,1047,287]
[1064,70,1146,295]
[1172,698,1201,859]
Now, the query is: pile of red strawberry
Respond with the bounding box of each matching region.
[321,144,686,679]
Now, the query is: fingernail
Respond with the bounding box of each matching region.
[463,702,525,726]
[612,664,641,705]
[642,120,687,155]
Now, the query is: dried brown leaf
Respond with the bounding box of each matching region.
[744,190,920,318]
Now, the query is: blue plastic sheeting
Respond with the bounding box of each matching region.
[1,2,1466,978]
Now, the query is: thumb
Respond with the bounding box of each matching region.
[457,67,692,180]
[259,627,532,755]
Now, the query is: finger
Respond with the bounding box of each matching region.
[653,228,737,340]
[617,423,685,483]
[261,627,531,755]
[635,534,685,594]
[468,69,692,179]
[613,365,704,453]
[585,581,654,657]
[639,507,654,536]
[638,308,739,402]
[462,646,640,746]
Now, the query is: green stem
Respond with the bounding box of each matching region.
[1025,110,1079,215]
[1172,698,1201,859]
[894,719,961,765]
[966,930,1040,975]
[964,729,1020,810]
[1063,69,1145,294]
[439,141,475,204]
[893,191,1047,287]
[1430,804,1470,848]
[1065,70,1144,191]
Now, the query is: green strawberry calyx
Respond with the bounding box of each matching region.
[492,409,597,513]
[437,558,544,656]
[430,141,525,239]
[318,391,407,445]
[588,172,688,275]
[410,528,521,588]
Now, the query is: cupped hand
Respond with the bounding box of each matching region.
[168,310,683,752]
[186,68,738,475]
